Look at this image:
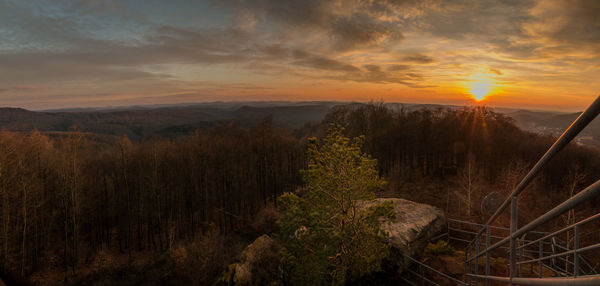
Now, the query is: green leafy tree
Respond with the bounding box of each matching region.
[278,125,395,285]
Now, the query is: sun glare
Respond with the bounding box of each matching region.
[470,83,490,101]
[466,74,495,102]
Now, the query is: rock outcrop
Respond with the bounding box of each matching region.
[370,198,446,273]
[233,235,281,286]
[220,198,445,285]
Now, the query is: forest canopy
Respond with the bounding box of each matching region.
[1,104,599,285]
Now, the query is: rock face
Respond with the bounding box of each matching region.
[372,198,446,273]
[233,235,281,286]
[226,198,445,285]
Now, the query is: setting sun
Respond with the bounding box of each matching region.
[466,74,496,101]
[470,82,491,101]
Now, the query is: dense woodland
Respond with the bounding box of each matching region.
[1,104,599,285]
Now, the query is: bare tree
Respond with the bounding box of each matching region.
[562,164,586,271]
[458,153,479,217]
[498,160,530,194]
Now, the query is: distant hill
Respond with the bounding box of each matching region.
[2,102,599,147]
[0,103,336,139]
[0,108,66,131]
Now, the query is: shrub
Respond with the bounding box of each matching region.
[425,240,455,256]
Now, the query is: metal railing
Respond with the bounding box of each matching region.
[448,218,597,278]
[401,254,468,286]
[464,96,600,285]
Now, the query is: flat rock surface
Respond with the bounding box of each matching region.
[370,198,446,273]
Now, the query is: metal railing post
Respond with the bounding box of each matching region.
[538,240,543,278]
[529,242,534,276]
[574,225,580,277]
[420,264,425,286]
[485,225,490,286]
[519,238,524,277]
[466,245,471,285]
[475,237,479,286]
[447,219,451,243]
[551,237,557,269]
[509,196,518,285]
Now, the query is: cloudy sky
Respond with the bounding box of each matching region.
[1,0,599,110]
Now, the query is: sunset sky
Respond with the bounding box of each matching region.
[1,0,599,111]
